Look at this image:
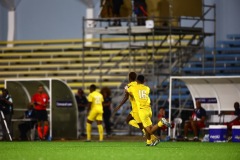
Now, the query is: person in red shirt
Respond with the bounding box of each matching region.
[31,85,49,140]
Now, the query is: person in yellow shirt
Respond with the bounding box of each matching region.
[126,75,171,146]
[114,72,158,145]
[114,72,144,133]
[86,84,104,142]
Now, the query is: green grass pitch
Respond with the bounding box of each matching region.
[1,140,239,160]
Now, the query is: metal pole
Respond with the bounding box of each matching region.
[168,77,172,137]
[213,4,216,75]
[49,79,52,140]
[82,17,85,89]
[169,0,173,75]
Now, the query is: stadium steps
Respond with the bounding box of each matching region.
[156,34,240,118]
[0,33,198,95]
[0,38,165,92]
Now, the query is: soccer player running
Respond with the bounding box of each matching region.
[114,72,157,145]
[31,85,49,140]
[86,84,104,142]
[126,75,171,146]
[114,72,145,135]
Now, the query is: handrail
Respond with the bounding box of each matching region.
[0,35,196,46]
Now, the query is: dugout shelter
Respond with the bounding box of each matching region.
[4,78,78,140]
[168,76,240,136]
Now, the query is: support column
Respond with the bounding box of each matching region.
[85,7,94,46]
[7,10,15,47]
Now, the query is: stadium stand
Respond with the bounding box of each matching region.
[154,34,240,139]
[0,3,218,137]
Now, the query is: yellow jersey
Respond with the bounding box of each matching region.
[127,83,151,110]
[87,91,104,112]
[125,81,138,112]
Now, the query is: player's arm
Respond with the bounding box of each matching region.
[87,102,92,114]
[113,92,129,113]
[44,96,50,108]
[30,95,36,106]
[103,99,111,107]
[200,109,207,122]
[200,115,206,122]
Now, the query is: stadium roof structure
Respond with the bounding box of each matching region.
[4,78,78,140]
[169,75,240,114]
[168,76,240,137]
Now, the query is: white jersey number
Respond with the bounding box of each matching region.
[138,90,147,99]
[94,96,102,104]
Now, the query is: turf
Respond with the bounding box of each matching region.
[1,141,239,160]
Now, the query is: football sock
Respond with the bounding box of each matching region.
[37,126,43,139]
[142,129,146,137]
[43,125,49,137]
[97,124,104,141]
[158,121,164,127]
[151,134,157,141]
[146,139,152,145]
[86,123,92,141]
[128,120,139,128]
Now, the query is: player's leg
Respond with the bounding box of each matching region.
[42,110,49,139]
[37,121,43,139]
[86,119,93,141]
[184,120,191,140]
[43,121,49,139]
[96,112,104,141]
[96,120,104,141]
[131,112,146,136]
[193,121,205,141]
[79,111,86,137]
[126,112,139,128]
[86,110,96,141]
[35,110,43,140]
[191,121,198,138]
[103,108,111,136]
[138,109,158,146]
[18,123,27,140]
[158,117,171,128]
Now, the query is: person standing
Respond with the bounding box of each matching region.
[75,88,88,138]
[86,84,104,142]
[101,87,112,136]
[31,85,49,140]
[133,0,147,25]
[111,0,124,26]
[0,88,13,141]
